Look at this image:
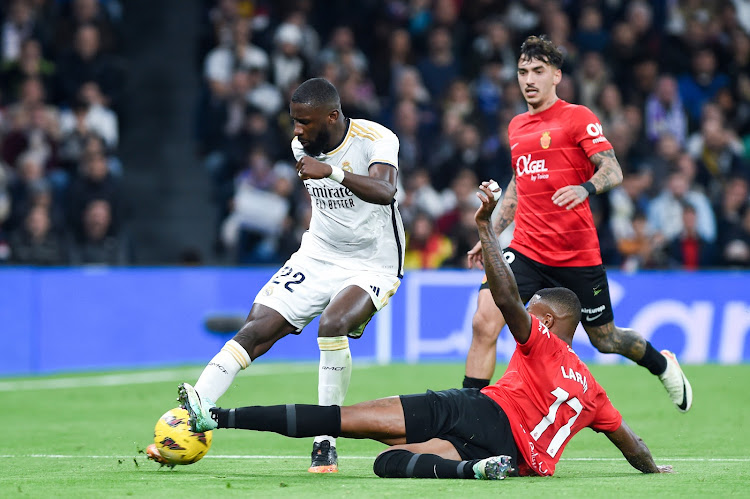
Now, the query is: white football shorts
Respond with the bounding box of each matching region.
[253,251,401,334]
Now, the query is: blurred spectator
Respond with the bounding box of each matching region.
[648,170,716,244]
[715,176,749,259]
[1,0,45,63]
[575,51,609,111]
[616,210,665,272]
[403,211,452,269]
[593,83,625,132]
[720,204,750,267]
[339,68,380,121]
[398,168,444,226]
[203,17,268,100]
[468,18,516,81]
[55,23,124,110]
[666,203,717,269]
[54,0,120,56]
[573,5,609,54]
[644,74,688,145]
[317,25,368,75]
[677,46,730,124]
[220,165,293,264]
[391,99,423,177]
[610,169,654,243]
[687,117,746,198]
[66,149,123,237]
[441,79,482,130]
[1,82,61,171]
[0,38,56,103]
[9,204,69,265]
[372,27,415,98]
[416,26,460,102]
[59,82,118,153]
[69,198,129,265]
[442,201,481,268]
[245,64,284,118]
[281,9,320,68]
[269,22,308,91]
[435,167,480,235]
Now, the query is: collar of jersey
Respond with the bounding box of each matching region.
[321,118,352,157]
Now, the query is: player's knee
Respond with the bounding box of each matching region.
[318,314,351,338]
[373,449,412,478]
[588,330,617,354]
[471,308,504,343]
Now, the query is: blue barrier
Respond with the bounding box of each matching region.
[1,267,748,375]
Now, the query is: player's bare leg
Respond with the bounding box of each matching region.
[584,321,692,412]
[464,288,506,388]
[310,286,377,473]
[178,305,297,431]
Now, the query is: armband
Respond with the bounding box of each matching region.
[581,181,596,195]
[328,165,345,183]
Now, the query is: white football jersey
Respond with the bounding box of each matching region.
[292,118,405,277]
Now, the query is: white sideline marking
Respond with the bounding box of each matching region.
[0,364,330,392]
[0,454,746,463]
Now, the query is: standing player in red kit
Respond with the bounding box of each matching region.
[462,36,693,414]
[195,182,673,479]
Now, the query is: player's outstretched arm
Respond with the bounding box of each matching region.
[604,421,673,474]
[467,176,518,270]
[552,148,624,210]
[475,181,531,344]
[297,157,397,205]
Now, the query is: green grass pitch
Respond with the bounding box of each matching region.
[2,361,748,497]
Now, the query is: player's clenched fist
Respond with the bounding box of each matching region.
[296,156,333,180]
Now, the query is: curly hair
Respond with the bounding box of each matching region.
[519,35,564,69]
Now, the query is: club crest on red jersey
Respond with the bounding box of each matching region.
[540,131,551,149]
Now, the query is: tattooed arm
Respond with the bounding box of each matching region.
[551,148,624,210]
[475,182,531,343]
[467,176,518,269]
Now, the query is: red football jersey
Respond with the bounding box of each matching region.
[508,99,612,266]
[482,315,622,476]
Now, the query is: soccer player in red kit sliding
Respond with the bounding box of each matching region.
[181,182,673,480]
[462,36,693,415]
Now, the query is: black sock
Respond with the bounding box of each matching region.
[636,342,668,375]
[211,404,341,437]
[373,449,477,479]
[462,376,491,389]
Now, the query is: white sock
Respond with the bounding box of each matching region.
[314,336,351,447]
[194,339,251,402]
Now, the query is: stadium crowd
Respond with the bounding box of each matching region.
[0,0,128,265]
[1,0,749,270]
[195,0,750,271]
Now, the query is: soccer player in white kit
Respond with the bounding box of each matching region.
[177,78,405,473]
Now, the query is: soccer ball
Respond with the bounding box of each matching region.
[151,407,212,465]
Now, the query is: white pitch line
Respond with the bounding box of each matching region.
[0,363,336,392]
[0,454,746,463]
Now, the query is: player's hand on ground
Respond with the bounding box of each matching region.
[552,184,589,210]
[296,156,332,180]
[657,465,673,473]
[467,240,484,270]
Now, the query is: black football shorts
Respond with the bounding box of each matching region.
[479,247,614,327]
[399,388,519,474]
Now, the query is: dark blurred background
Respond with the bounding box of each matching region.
[0,0,748,270]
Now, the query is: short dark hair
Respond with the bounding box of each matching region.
[536,287,581,323]
[291,78,340,110]
[519,35,564,68]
